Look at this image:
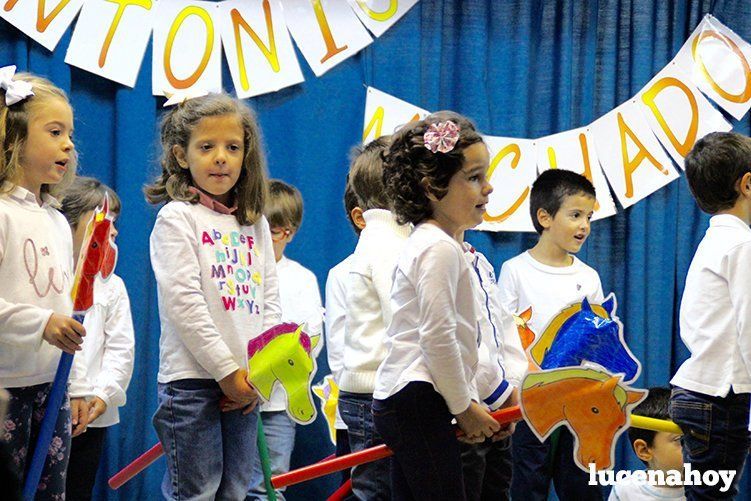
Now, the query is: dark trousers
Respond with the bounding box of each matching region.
[335,428,352,484]
[511,421,603,501]
[372,382,465,501]
[66,427,107,501]
[460,437,512,501]
[670,387,750,500]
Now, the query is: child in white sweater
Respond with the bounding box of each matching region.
[324,175,367,486]
[61,177,135,500]
[145,93,282,500]
[0,69,92,500]
[339,136,410,500]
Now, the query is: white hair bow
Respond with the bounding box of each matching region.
[0,65,34,106]
[162,89,209,108]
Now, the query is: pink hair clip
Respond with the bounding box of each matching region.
[423,120,460,153]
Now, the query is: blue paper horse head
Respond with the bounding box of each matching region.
[529,294,641,383]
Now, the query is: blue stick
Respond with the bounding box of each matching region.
[21,312,83,501]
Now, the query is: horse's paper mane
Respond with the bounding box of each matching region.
[247,322,311,359]
[523,367,631,408]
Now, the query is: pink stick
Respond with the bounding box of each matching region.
[108,443,164,489]
[273,406,524,488]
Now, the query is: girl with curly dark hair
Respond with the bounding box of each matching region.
[372,111,502,500]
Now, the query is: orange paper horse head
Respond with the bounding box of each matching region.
[520,367,646,471]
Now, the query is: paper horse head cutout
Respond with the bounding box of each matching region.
[247,323,321,424]
[529,294,641,383]
[312,374,339,445]
[71,195,117,313]
[521,367,647,471]
[514,306,536,350]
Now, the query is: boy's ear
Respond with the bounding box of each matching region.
[351,207,366,230]
[632,438,653,463]
[172,144,189,169]
[536,208,552,229]
[740,171,751,197]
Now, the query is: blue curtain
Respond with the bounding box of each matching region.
[1,0,750,499]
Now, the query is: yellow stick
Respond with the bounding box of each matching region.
[631,414,682,434]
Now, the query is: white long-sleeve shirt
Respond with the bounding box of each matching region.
[150,201,282,383]
[261,255,323,412]
[341,209,411,393]
[79,274,135,427]
[464,244,524,409]
[0,185,89,397]
[498,251,604,338]
[324,255,353,430]
[374,223,478,415]
[671,214,751,396]
[608,476,685,500]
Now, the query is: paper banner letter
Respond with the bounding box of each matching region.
[65,0,153,87]
[536,127,617,221]
[638,62,731,169]
[1,0,86,50]
[591,101,679,208]
[345,0,418,37]
[476,136,537,233]
[362,86,429,143]
[152,0,222,96]
[283,0,372,76]
[674,14,751,120]
[218,0,303,99]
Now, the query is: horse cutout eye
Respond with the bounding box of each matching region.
[91,242,98,248]
[591,407,599,414]
[288,359,294,366]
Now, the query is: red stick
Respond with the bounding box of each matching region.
[272,406,523,489]
[327,479,353,501]
[108,443,164,489]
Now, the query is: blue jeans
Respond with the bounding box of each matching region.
[247,411,296,500]
[511,421,602,501]
[460,437,512,501]
[372,382,465,501]
[670,387,750,500]
[153,379,259,501]
[339,391,391,500]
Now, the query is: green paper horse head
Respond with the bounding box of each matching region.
[247,322,321,424]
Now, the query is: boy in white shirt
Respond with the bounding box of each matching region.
[324,177,366,486]
[669,132,751,500]
[61,177,135,501]
[500,169,604,500]
[247,180,323,501]
[340,136,411,500]
[609,388,685,501]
